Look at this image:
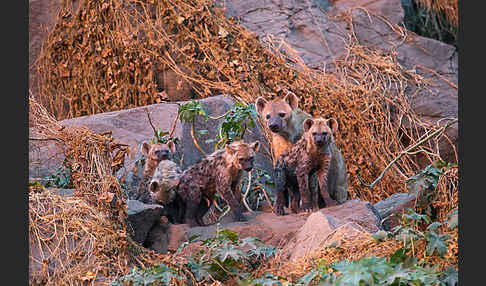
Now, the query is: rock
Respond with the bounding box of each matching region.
[283,199,383,260]
[167,211,309,253]
[126,200,165,245]
[29,95,273,187]
[373,192,417,231]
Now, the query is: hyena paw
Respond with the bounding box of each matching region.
[301,202,312,213]
[312,204,320,212]
[275,206,286,216]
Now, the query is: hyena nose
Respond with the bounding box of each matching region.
[269,122,279,131]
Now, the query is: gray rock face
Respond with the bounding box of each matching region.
[126,200,165,245]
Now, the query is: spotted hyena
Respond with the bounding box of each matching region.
[147,159,184,223]
[274,117,339,215]
[255,91,348,206]
[177,140,260,227]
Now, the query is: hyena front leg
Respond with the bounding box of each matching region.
[309,171,320,212]
[183,189,203,227]
[217,181,247,222]
[317,164,338,207]
[289,184,300,214]
[274,166,287,216]
[296,170,312,213]
[231,179,246,213]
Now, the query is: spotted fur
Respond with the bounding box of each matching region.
[177,140,260,227]
[274,117,339,215]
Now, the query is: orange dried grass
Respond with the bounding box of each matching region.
[416,0,458,28]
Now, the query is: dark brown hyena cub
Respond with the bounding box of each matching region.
[274,117,339,215]
[177,140,260,227]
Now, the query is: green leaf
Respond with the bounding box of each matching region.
[440,267,458,286]
[425,231,450,256]
[427,222,442,231]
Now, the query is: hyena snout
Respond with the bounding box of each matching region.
[268,117,284,132]
[312,132,330,147]
[155,149,170,160]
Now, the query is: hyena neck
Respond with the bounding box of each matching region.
[144,159,160,178]
[305,134,331,157]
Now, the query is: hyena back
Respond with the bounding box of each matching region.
[177,140,260,227]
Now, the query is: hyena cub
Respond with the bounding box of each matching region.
[177,140,260,227]
[274,117,339,215]
[148,159,182,205]
[137,140,176,192]
[148,159,184,223]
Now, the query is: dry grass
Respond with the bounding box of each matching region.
[417,0,458,28]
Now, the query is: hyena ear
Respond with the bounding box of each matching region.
[166,140,176,153]
[149,181,158,193]
[283,90,299,110]
[250,141,260,152]
[303,118,314,132]
[326,118,338,134]
[255,97,267,115]
[141,141,151,156]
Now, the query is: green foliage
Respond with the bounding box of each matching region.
[178,100,209,123]
[180,227,276,283]
[40,165,73,189]
[110,263,185,286]
[215,102,257,148]
[406,163,447,219]
[149,129,179,145]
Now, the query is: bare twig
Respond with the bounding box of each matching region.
[357,118,458,188]
[242,170,253,213]
[145,108,158,140]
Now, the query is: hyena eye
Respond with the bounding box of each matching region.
[312,132,318,136]
[239,158,245,162]
[279,112,285,118]
[266,114,271,120]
